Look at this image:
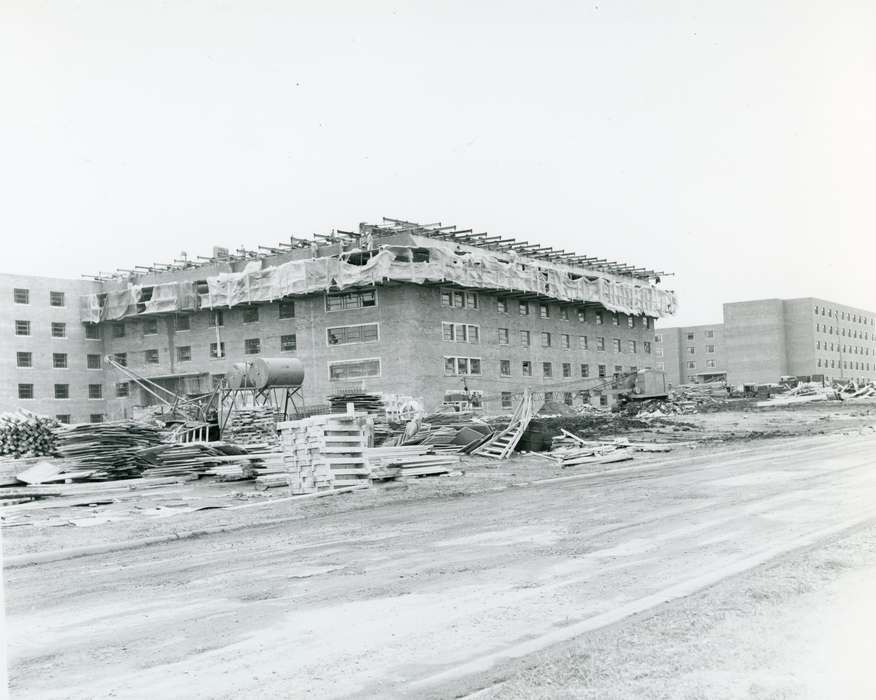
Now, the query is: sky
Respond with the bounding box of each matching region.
[1,0,874,326]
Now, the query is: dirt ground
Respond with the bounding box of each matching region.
[4,400,876,699]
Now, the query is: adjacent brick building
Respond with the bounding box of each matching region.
[1,220,677,421]
[658,297,876,386]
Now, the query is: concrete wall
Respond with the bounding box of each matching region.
[0,273,107,423]
[801,298,876,383]
[724,299,787,384]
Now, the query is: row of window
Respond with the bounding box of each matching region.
[447,325,653,353]
[817,359,872,371]
[686,345,717,354]
[12,288,66,306]
[815,341,871,355]
[443,357,643,379]
[53,414,104,424]
[17,383,106,400]
[815,323,871,340]
[685,360,719,369]
[441,290,654,329]
[15,352,103,369]
[13,321,72,338]
[814,305,874,325]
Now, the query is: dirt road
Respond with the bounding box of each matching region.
[6,431,876,699]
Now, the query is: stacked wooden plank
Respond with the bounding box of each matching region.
[0,411,59,459]
[365,446,460,478]
[221,406,278,446]
[328,393,383,413]
[320,414,370,488]
[54,421,164,479]
[137,443,261,479]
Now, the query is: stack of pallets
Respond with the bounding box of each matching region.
[222,406,278,446]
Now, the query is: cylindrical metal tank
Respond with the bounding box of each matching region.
[227,362,255,389]
[246,357,305,390]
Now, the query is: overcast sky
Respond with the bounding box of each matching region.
[2,1,874,326]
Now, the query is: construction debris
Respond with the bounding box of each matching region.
[473,389,539,459]
[221,406,279,446]
[0,411,59,459]
[365,446,461,478]
[54,421,165,479]
[755,383,839,408]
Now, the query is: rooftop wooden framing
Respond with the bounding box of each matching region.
[82,217,669,283]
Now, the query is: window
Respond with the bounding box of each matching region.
[496,298,507,313]
[176,346,192,362]
[627,316,635,328]
[498,328,509,345]
[562,362,571,378]
[441,291,452,307]
[87,354,101,369]
[244,338,261,355]
[116,382,130,397]
[656,361,665,371]
[561,334,570,350]
[501,392,513,410]
[56,414,70,424]
[644,341,651,354]
[143,319,158,335]
[595,312,603,325]
[612,313,619,326]
[443,357,481,376]
[443,323,455,342]
[655,334,663,343]
[113,352,127,366]
[50,291,65,307]
[599,394,608,407]
[16,352,32,368]
[522,361,532,376]
[85,324,101,339]
[541,332,552,347]
[560,307,569,321]
[327,323,379,345]
[581,363,590,378]
[468,326,479,343]
[706,344,716,353]
[329,358,381,380]
[279,300,295,319]
[500,359,511,376]
[326,288,377,311]
[54,384,69,399]
[88,384,103,399]
[705,330,715,339]
[596,337,605,351]
[519,300,529,316]
[687,346,696,355]
[210,342,225,359]
[655,347,664,357]
[628,340,637,354]
[687,333,695,341]
[614,365,623,379]
[578,336,588,350]
[577,309,586,322]
[90,414,104,424]
[539,304,550,319]
[281,334,297,351]
[242,306,259,323]
[687,360,696,369]
[145,349,159,364]
[537,361,549,377]
[613,338,622,352]
[18,384,34,399]
[51,322,67,338]
[706,359,717,369]
[208,310,224,327]
[174,315,191,331]
[466,292,479,309]
[598,364,606,378]
[520,330,531,347]
[113,323,126,338]
[15,320,30,336]
[53,353,68,369]
[13,288,29,304]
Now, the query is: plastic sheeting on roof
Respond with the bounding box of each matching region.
[80,244,677,322]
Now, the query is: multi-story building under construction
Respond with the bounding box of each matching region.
[1,219,677,422]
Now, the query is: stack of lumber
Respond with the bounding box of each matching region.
[137,442,261,479]
[54,421,164,479]
[365,446,460,478]
[265,413,371,493]
[547,430,678,467]
[328,393,383,413]
[0,411,58,458]
[222,406,278,445]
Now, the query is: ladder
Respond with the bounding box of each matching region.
[473,388,539,460]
